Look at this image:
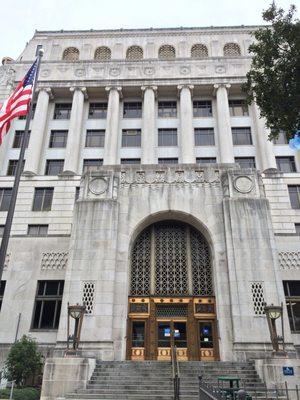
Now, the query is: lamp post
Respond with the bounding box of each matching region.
[66,303,86,355]
[264,303,285,355]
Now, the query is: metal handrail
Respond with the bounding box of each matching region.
[171,345,180,400]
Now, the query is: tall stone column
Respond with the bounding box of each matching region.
[178,85,195,164]
[214,84,234,164]
[103,87,122,166]
[63,87,86,175]
[141,86,157,164]
[23,88,51,175]
[251,102,277,171]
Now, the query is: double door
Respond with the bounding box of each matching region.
[157,320,188,360]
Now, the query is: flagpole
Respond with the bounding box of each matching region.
[0,49,44,284]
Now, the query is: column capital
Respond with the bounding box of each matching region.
[70,86,88,99]
[213,83,231,96]
[105,86,122,98]
[177,84,194,98]
[37,87,53,99]
[141,85,158,98]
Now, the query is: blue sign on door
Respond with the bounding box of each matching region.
[283,367,294,376]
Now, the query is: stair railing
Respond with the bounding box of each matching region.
[171,345,180,400]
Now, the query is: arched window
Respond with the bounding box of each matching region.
[94,46,111,61]
[223,43,241,56]
[130,220,213,296]
[158,45,176,60]
[191,44,208,58]
[126,46,143,61]
[62,47,79,61]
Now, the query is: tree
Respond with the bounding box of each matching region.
[243,2,300,140]
[4,335,43,386]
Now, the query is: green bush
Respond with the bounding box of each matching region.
[0,387,40,400]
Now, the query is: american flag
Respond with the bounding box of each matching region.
[0,60,38,145]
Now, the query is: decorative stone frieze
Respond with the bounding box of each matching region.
[81,171,119,200]
[41,252,69,270]
[279,252,300,270]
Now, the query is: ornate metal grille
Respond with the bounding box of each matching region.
[126,46,143,60]
[82,281,95,314]
[158,45,176,59]
[94,46,111,60]
[223,43,241,56]
[191,229,213,295]
[251,282,265,315]
[130,228,151,295]
[62,47,79,61]
[156,304,188,317]
[191,44,208,58]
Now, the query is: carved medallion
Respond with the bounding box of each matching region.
[233,175,254,193]
[89,177,108,195]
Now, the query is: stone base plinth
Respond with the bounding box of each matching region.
[255,357,300,389]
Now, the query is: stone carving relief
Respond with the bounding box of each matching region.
[180,66,190,75]
[3,253,11,270]
[215,65,226,74]
[109,67,121,77]
[279,252,300,270]
[233,175,254,193]
[221,170,262,198]
[82,171,119,200]
[41,251,68,270]
[0,66,16,90]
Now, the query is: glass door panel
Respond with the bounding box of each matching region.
[173,322,187,348]
[158,322,171,348]
[132,321,145,347]
[199,322,213,348]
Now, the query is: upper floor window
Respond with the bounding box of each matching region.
[196,158,217,164]
[232,127,252,145]
[273,130,288,145]
[32,188,54,212]
[194,128,215,146]
[283,281,300,332]
[62,47,79,61]
[31,280,64,330]
[75,187,80,201]
[53,103,72,120]
[94,46,111,61]
[0,225,4,236]
[158,101,177,118]
[121,158,141,164]
[223,43,241,56]
[296,224,300,234]
[158,158,178,164]
[235,157,256,169]
[193,101,212,117]
[126,46,143,61]
[45,160,64,176]
[35,45,43,56]
[88,102,107,119]
[288,185,300,209]
[13,130,30,148]
[276,156,297,173]
[123,102,142,118]
[122,129,141,147]
[229,100,249,116]
[83,159,103,173]
[0,281,6,312]
[7,160,25,176]
[28,224,49,236]
[49,130,68,148]
[158,129,177,147]
[158,45,175,60]
[0,188,12,211]
[85,130,105,147]
[19,103,36,120]
[191,44,208,58]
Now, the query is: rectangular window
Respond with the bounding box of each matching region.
[0,189,12,211]
[7,160,25,176]
[273,130,288,144]
[88,102,107,119]
[194,128,215,146]
[276,157,297,173]
[123,102,142,118]
[158,158,178,164]
[49,130,68,148]
[121,158,141,164]
[235,157,256,169]
[83,159,103,173]
[0,225,4,236]
[13,130,30,148]
[232,127,253,145]
[0,281,6,312]
[32,188,54,212]
[158,129,177,147]
[45,160,64,175]
[132,321,145,347]
[196,158,217,164]
[53,103,72,120]
[158,101,177,118]
[288,186,300,209]
[193,101,212,117]
[283,281,300,332]
[19,104,36,120]
[229,100,249,116]
[75,187,80,201]
[35,45,43,56]
[32,280,64,330]
[27,225,48,236]
[295,224,300,234]
[122,129,141,147]
[85,130,105,147]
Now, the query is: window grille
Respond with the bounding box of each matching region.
[276,157,296,173]
[283,281,300,332]
[62,47,79,61]
[7,160,25,176]
[223,43,241,56]
[288,185,300,209]
[158,45,175,59]
[130,228,151,296]
[88,102,107,119]
[45,160,64,175]
[156,304,188,317]
[82,159,103,173]
[158,101,177,118]
[232,127,252,145]
[82,282,95,314]
[235,157,256,169]
[126,46,143,60]
[191,44,208,58]
[158,158,178,164]
[49,130,68,148]
[94,46,111,61]
[0,281,6,312]
[0,188,12,211]
[251,282,265,315]
[196,158,216,164]
[122,130,141,147]
[193,101,212,117]
[32,188,54,212]
[229,100,249,116]
[158,129,177,146]
[13,131,30,148]
[194,128,215,146]
[85,130,105,147]
[121,158,141,164]
[191,229,213,295]
[123,102,142,118]
[53,103,72,120]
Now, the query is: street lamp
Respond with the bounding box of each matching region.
[264,303,285,355]
[66,303,86,355]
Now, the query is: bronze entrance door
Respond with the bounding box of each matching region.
[157,320,188,361]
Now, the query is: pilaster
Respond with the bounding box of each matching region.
[141,86,157,164]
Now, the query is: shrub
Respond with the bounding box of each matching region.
[0,387,40,400]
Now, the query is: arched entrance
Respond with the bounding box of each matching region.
[126,220,219,361]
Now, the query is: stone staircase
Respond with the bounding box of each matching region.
[65,360,267,400]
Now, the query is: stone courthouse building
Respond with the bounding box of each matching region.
[0,25,300,381]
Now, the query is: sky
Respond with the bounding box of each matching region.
[0,0,298,59]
